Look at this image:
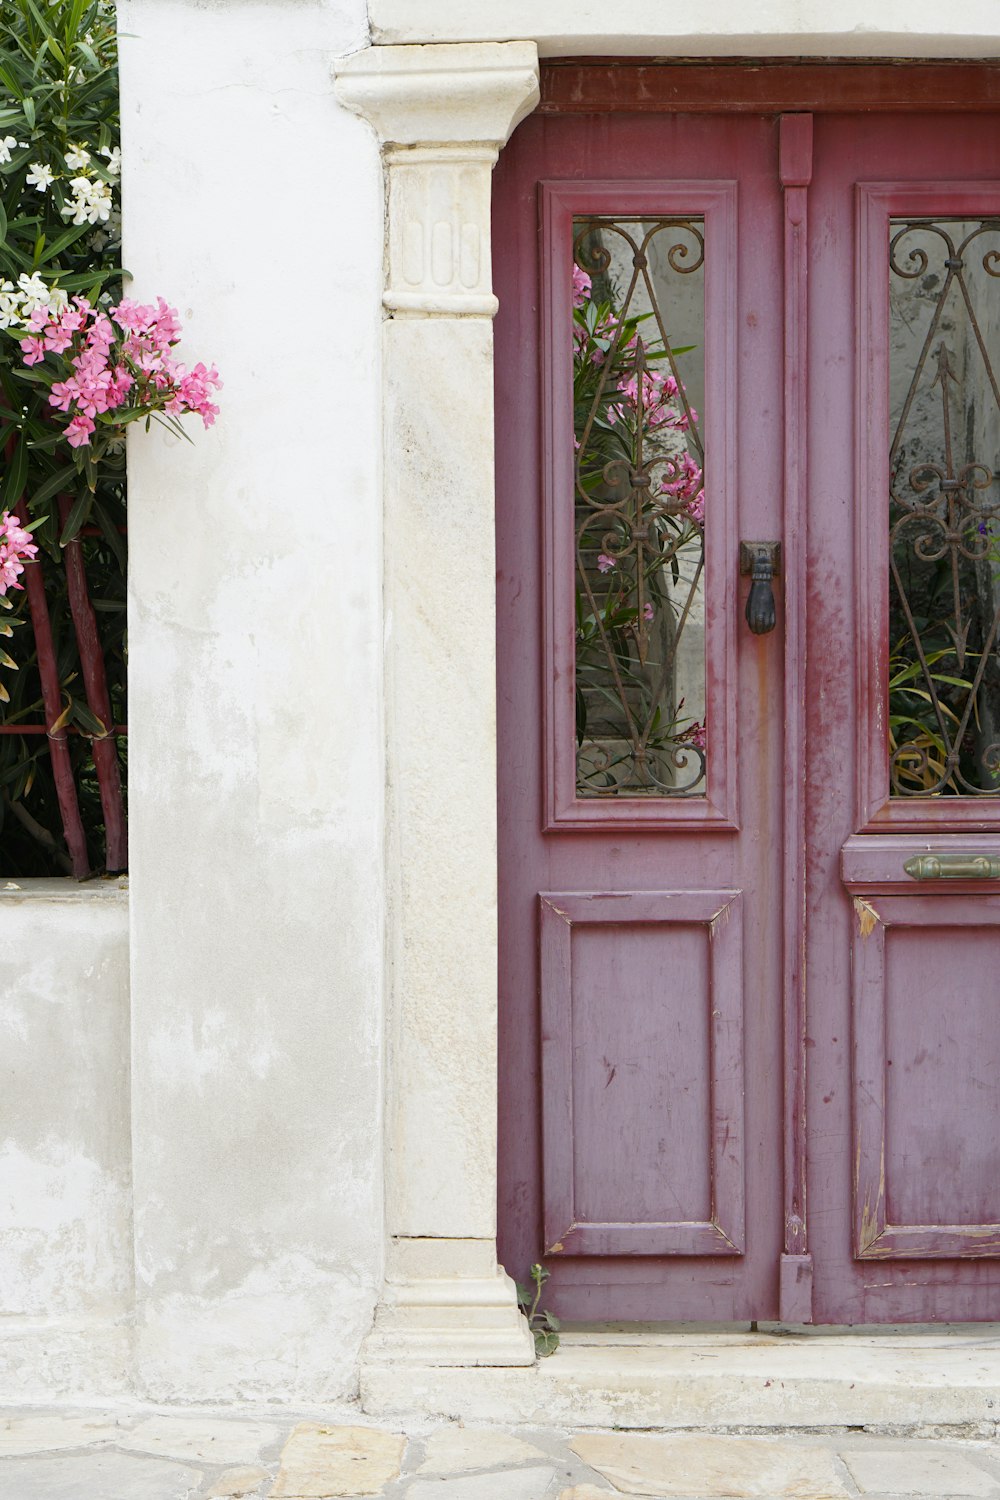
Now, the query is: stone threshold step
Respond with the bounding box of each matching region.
[361,1330,1000,1431]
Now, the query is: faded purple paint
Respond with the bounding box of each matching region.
[808,111,1000,1321]
[852,898,1000,1259]
[539,891,744,1258]
[778,112,814,1322]
[495,112,784,1324]
[494,93,1000,1326]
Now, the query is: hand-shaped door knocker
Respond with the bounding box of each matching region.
[739,541,782,636]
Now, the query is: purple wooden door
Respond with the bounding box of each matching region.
[495,100,1000,1323]
[495,112,786,1322]
[807,112,1000,1321]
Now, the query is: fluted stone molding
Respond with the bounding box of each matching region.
[334,42,539,1371]
[336,42,539,315]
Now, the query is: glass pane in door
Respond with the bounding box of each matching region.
[888,217,1000,795]
[573,217,707,796]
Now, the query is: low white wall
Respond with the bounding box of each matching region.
[0,881,131,1399]
[118,0,386,1401]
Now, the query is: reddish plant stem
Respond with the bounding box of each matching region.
[0,723,127,735]
[17,543,91,877]
[57,494,127,871]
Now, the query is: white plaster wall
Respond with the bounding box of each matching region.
[0,881,131,1398]
[64,0,1000,1410]
[118,0,385,1401]
[369,0,1000,56]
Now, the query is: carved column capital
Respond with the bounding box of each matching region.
[335,42,540,316]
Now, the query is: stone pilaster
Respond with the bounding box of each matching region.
[335,41,539,1368]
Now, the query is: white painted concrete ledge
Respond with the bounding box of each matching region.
[362,1327,1000,1431]
[368,0,1000,58]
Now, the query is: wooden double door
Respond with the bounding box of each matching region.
[495,76,1000,1324]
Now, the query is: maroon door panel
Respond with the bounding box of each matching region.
[808,111,1000,1322]
[495,112,784,1323]
[851,897,1000,1260]
[540,891,744,1259]
[495,96,1000,1324]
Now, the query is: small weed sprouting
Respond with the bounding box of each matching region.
[515,1262,560,1358]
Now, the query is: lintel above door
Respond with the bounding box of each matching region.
[539,61,1000,115]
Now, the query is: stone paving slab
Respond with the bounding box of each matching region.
[0,1405,1000,1500]
[0,1411,124,1454]
[571,1432,852,1498]
[407,1467,556,1499]
[0,1449,203,1499]
[415,1426,549,1475]
[205,1467,271,1498]
[843,1447,1000,1497]
[122,1416,283,1466]
[271,1422,406,1497]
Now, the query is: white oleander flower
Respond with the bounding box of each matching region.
[99,145,121,176]
[25,162,54,192]
[0,136,18,165]
[0,282,23,329]
[64,144,91,170]
[16,272,49,314]
[62,174,113,225]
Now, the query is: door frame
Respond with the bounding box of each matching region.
[337,47,1000,1376]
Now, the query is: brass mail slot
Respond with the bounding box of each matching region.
[904,854,1000,880]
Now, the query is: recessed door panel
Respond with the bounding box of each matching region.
[540,891,744,1258]
[853,897,1000,1259]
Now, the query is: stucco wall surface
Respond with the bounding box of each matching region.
[369,0,1000,56]
[118,0,385,1401]
[0,881,131,1398]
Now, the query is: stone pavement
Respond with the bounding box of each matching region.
[2,1406,1000,1499]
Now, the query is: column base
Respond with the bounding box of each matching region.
[362,1238,536,1368]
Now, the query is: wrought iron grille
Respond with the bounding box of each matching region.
[573,217,707,797]
[889,219,1000,796]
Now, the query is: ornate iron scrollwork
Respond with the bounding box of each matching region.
[573,217,707,797]
[888,219,1000,796]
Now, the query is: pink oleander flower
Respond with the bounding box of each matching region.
[660,451,705,526]
[683,719,707,751]
[608,368,689,431]
[153,297,183,344]
[177,362,221,427]
[597,553,617,573]
[685,488,705,526]
[643,602,654,622]
[65,412,96,447]
[88,314,115,351]
[111,297,155,334]
[43,324,74,354]
[572,264,592,309]
[60,301,88,333]
[18,290,221,450]
[0,554,24,593]
[0,510,38,596]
